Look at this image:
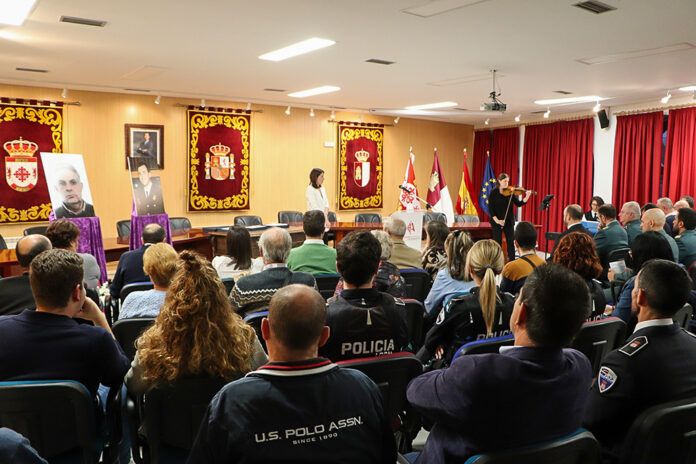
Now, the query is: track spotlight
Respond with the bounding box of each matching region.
[484,118,490,125]
[246,102,252,111]
[284,106,291,115]
[200,99,206,108]
[330,110,336,120]
[514,114,521,122]
[61,88,68,99]
[309,108,315,117]
[593,101,601,113]
[661,91,671,104]
[154,95,161,105]
[543,108,551,119]
[394,117,400,125]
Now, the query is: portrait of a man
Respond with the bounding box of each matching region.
[41,153,96,219]
[125,124,164,171]
[131,162,165,216]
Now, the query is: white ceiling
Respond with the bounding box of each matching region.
[0,0,695,124]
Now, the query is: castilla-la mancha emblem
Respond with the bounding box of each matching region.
[353,149,371,188]
[4,137,39,192]
[204,142,236,181]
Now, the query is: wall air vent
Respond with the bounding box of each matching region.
[59,16,107,27]
[263,88,286,92]
[365,58,395,65]
[553,90,573,95]
[16,67,48,73]
[573,1,616,14]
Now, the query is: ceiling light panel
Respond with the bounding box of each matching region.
[259,38,335,62]
[534,95,606,106]
[577,42,695,65]
[0,0,36,26]
[679,85,696,92]
[427,72,504,87]
[288,85,340,98]
[402,0,491,18]
[405,101,458,110]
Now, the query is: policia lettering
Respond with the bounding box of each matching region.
[254,416,364,444]
[341,339,395,356]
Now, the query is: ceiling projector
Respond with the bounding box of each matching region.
[481,69,506,112]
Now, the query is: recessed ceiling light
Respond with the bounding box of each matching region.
[534,95,606,106]
[288,85,340,98]
[0,0,36,26]
[259,38,335,62]
[679,85,696,92]
[402,0,491,18]
[405,101,458,110]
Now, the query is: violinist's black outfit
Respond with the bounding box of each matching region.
[489,189,527,261]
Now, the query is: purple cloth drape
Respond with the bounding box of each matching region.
[49,213,108,283]
[129,213,172,250]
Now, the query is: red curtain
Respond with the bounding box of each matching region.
[663,107,696,201]
[472,130,491,219]
[522,119,594,251]
[491,127,520,186]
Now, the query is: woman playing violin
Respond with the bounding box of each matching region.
[489,173,533,261]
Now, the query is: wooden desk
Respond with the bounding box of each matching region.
[327,221,493,244]
[207,227,306,257]
[102,229,213,262]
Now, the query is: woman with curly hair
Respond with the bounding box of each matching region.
[552,232,605,318]
[125,251,267,395]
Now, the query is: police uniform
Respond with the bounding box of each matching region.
[676,229,696,268]
[320,288,409,362]
[187,358,397,464]
[417,287,515,364]
[133,178,164,215]
[584,319,696,458]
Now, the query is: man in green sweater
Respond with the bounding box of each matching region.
[287,210,337,275]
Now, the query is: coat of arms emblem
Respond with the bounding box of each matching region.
[4,137,39,192]
[353,149,370,188]
[204,143,235,181]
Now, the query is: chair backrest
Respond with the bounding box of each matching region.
[545,232,562,244]
[315,273,341,300]
[336,353,422,430]
[607,247,630,264]
[113,318,156,361]
[244,310,269,351]
[464,429,599,464]
[23,226,47,236]
[144,377,228,463]
[354,213,382,224]
[278,210,303,223]
[116,220,131,239]
[327,211,337,222]
[570,317,627,377]
[221,277,235,294]
[0,233,6,250]
[169,217,192,232]
[400,268,431,302]
[402,299,425,351]
[621,397,696,464]
[423,212,447,224]
[673,304,693,329]
[0,381,96,463]
[452,334,515,362]
[233,215,263,226]
[120,281,154,303]
[689,263,696,290]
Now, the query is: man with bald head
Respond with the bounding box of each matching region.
[188,285,397,464]
[110,223,166,298]
[641,208,679,262]
[618,201,642,245]
[0,235,52,316]
[53,163,95,218]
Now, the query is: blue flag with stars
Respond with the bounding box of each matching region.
[478,155,496,217]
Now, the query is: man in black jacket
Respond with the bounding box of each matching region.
[109,223,165,299]
[0,235,51,316]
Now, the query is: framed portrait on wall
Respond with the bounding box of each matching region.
[125,124,164,171]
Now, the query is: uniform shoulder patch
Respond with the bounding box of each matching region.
[598,366,618,393]
[619,335,649,356]
[393,297,406,307]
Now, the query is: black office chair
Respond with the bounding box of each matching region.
[119,281,154,303]
[620,397,696,464]
[400,269,432,302]
[452,334,515,362]
[277,211,303,223]
[23,226,47,236]
[233,215,263,227]
[673,304,693,329]
[571,317,626,377]
[116,220,131,239]
[0,233,7,250]
[606,247,630,266]
[323,211,338,244]
[402,299,425,352]
[327,211,337,222]
[113,318,156,361]
[244,310,269,351]
[463,429,599,464]
[423,212,447,224]
[169,217,192,232]
[354,213,382,224]
[315,273,341,300]
[221,277,235,294]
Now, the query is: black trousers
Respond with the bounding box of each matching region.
[492,221,515,261]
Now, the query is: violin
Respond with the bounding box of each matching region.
[500,186,537,197]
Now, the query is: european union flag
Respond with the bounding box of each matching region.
[478,155,497,217]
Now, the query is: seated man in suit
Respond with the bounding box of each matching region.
[287,210,337,275]
[407,264,592,464]
[231,227,316,315]
[0,235,52,316]
[188,284,397,464]
[640,207,679,262]
[133,162,164,216]
[548,204,590,260]
[618,201,642,245]
[109,223,165,299]
[320,231,408,361]
[384,216,421,269]
[675,207,696,268]
[594,204,629,268]
[584,259,696,461]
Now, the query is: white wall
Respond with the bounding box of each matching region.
[593,114,617,203]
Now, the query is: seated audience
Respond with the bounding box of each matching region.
[501,221,545,295]
[675,207,696,268]
[618,201,642,245]
[110,223,165,298]
[230,227,316,315]
[211,225,262,280]
[548,204,590,259]
[287,210,337,274]
[642,202,672,234]
[640,207,679,262]
[681,195,695,209]
[585,195,604,221]
[118,243,178,320]
[320,231,408,361]
[125,251,266,396]
[421,221,449,279]
[424,231,475,316]
[45,219,101,289]
[0,235,51,316]
[0,249,129,397]
[419,239,513,365]
[384,216,422,269]
[657,197,677,234]
[408,264,592,463]
[585,260,696,461]
[187,284,397,464]
[594,204,629,268]
[552,232,606,318]
[0,428,47,464]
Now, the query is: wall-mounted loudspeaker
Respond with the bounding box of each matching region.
[598,109,610,129]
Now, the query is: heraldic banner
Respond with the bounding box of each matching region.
[338,122,383,210]
[187,108,251,212]
[0,99,64,224]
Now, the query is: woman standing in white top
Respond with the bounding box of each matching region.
[306,168,331,228]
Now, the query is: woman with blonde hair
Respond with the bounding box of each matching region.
[125,250,267,395]
[418,239,514,366]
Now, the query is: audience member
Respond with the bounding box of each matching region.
[0,428,47,464]
[384,216,421,269]
[46,219,101,288]
[421,221,449,279]
[211,225,262,280]
[501,222,545,295]
[423,231,475,317]
[675,207,696,268]
[118,243,178,319]
[657,197,677,234]
[187,284,397,464]
[408,264,592,463]
[126,251,266,396]
[0,235,51,316]
[594,204,629,268]
[419,239,513,365]
[640,207,679,262]
[287,210,337,275]
[110,223,165,298]
[585,195,604,221]
[320,231,408,361]
[681,195,695,209]
[230,228,316,315]
[618,201,642,246]
[585,260,696,460]
[548,204,590,259]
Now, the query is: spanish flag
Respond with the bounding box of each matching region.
[455,148,479,216]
